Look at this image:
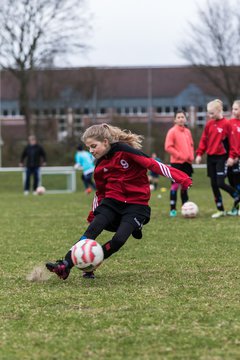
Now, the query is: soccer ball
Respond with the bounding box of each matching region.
[36,186,46,195]
[181,201,199,218]
[71,239,104,272]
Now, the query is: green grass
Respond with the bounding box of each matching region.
[0,170,240,360]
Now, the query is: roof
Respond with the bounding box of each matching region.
[0,66,227,101]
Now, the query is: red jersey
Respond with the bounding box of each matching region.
[229,118,240,156]
[87,143,192,220]
[196,118,237,158]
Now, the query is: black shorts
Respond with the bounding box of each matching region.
[207,154,228,178]
[94,198,151,232]
[170,162,193,177]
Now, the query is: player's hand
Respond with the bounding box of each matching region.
[195,155,202,164]
[226,157,234,167]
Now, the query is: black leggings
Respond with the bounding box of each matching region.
[84,213,135,259]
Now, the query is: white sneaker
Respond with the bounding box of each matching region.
[226,208,238,216]
[211,211,226,219]
[24,191,29,195]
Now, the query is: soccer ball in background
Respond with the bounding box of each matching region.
[71,239,104,272]
[181,201,199,218]
[36,186,46,195]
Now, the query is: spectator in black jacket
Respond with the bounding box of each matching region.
[19,135,46,195]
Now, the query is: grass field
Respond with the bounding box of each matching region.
[0,170,240,360]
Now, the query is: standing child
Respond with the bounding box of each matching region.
[195,99,239,218]
[165,110,194,217]
[46,123,192,280]
[227,100,240,215]
[74,144,96,194]
[148,152,161,190]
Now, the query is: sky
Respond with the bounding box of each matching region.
[68,0,206,68]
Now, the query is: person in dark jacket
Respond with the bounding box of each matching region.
[19,135,46,195]
[46,123,192,281]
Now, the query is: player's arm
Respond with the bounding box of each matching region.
[164,130,179,159]
[19,147,27,166]
[127,151,192,190]
[86,190,105,223]
[227,122,238,162]
[196,125,208,157]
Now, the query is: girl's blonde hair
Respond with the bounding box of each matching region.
[81,123,143,149]
[233,100,240,107]
[207,99,223,112]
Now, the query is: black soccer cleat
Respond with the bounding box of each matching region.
[234,196,240,209]
[132,229,143,239]
[82,271,95,279]
[46,259,70,280]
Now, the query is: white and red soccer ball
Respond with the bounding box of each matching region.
[71,239,104,272]
[181,201,199,218]
[36,186,46,195]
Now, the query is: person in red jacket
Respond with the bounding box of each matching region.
[165,110,194,217]
[227,100,240,215]
[46,123,192,280]
[195,99,239,218]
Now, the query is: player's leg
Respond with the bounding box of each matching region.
[24,167,31,193]
[170,182,179,217]
[180,188,189,204]
[81,173,89,191]
[33,167,40,192]
[87,172,96,190]
[102,221,135,259]
[207,156,225,218]
[46,211,116,280]
[215,158,240,211]
[227,162,240,215]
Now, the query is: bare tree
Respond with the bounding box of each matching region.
[180,0,240,105]
[0,0,90,135]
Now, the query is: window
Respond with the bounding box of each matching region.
[165,106,170,113]
[223,105,228,112]
[12,110,16,116]
[141,107,146,114]
[133,107,138,114]
[100,108,105,114]
[156,107,162,113]
[116,108,121,114]
[3,110,8,116]
[84,108,89,115]
[60,108,65,115]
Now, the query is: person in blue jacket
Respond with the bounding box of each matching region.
[74,144,96,193]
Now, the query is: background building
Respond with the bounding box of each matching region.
[0,66,232,165]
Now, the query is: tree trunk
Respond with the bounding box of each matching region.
[18,72,32,136]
